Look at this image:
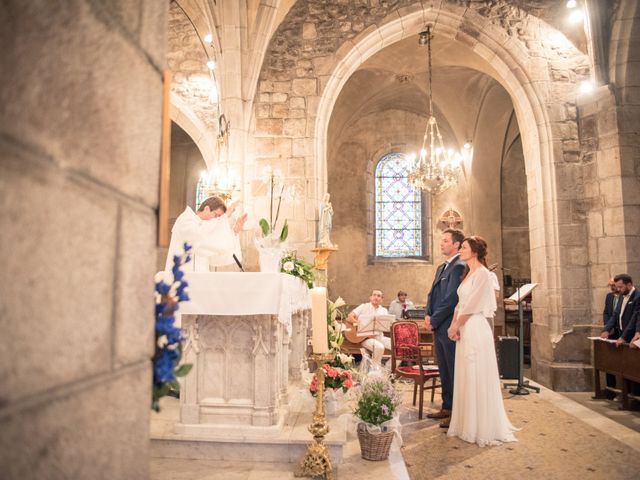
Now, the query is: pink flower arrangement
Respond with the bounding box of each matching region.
[309,363,353,396]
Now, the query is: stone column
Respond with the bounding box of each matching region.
[0,2,167,478]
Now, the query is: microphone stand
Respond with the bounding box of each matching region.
[503,277,539,395]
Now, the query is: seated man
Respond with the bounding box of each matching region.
[346,289,391,365]
[388,290,415,320]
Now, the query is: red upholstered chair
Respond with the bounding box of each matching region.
[390,321,440,420]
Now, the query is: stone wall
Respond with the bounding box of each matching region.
[501,132,531,281]
[329,108,432,305]
[0,1,167,478]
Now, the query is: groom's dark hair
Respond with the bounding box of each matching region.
[443,228,465,248]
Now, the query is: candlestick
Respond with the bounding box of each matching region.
[311,287,329,353]
[295,352,335,480]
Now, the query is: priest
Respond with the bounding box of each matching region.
[165,196,247,272]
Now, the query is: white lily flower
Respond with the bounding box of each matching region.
[333,297,346,308]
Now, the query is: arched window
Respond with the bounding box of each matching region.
[195,174,209,211]
[374,153,423,257]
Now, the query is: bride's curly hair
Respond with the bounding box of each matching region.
[461,235,489,280]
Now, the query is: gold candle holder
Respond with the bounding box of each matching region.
[295,351,336,480]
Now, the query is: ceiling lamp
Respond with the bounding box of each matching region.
[200,115,238,202]
[408,26,463,194]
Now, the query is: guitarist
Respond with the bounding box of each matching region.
[346,289,391,365]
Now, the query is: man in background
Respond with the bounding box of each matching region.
[600,274,638,397]
[603,278,620,328]
[347,289,391,365]
[388,290,415,320]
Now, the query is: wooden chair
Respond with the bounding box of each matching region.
[390,321,440,420]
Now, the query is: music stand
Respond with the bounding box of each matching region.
[503,283,540,395]
[357,314,393,337]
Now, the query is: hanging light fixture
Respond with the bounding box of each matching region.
[199,114,239,202]
[408,26,463,194]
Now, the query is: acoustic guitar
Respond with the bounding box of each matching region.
[342,319,368,344]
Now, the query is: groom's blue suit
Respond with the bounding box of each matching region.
[426,254,465,411]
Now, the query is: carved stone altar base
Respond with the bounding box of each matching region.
[178,312,300,431]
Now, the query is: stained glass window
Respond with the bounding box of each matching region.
[195,175,209,211]
[375,153,423,257]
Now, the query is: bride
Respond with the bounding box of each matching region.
[446,236,518,447]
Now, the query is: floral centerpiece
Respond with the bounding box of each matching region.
[152,243,193,412]
[352,375,403,460]
[309,361,354,396]
[258,166,289,245]
[353,376,402,427]
[280,251,315,288]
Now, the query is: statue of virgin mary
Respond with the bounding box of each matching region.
[317,193,334,247]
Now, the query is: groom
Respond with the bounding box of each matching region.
[424,228,465,428]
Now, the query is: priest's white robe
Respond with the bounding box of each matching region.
[164,206,241,272]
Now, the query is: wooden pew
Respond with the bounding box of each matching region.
[593,341,640,409]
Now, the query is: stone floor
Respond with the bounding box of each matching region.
[150,387,409,480]
[561,391,640,433]
[402,384,640,479]
[150,379,640,480]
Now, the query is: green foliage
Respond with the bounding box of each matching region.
[353,377,402,426]
[279,220,289,242]
[174,364,193,377]
[280,251,314,288]
[259,218,270,236]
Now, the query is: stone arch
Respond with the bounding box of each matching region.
[170,93,217,168]
[255,1,592,388]
[316,5,583,316]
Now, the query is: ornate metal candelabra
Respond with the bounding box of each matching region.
[295,352,336,480]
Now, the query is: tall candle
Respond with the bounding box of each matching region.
[311,287,329,354]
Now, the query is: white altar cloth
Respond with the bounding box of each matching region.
[178,272,310,335]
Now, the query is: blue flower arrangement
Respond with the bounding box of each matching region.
[152,243,193,411]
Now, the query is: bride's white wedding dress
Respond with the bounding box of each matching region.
[447,267,518,447]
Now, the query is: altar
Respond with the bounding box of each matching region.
[176,272,311,433]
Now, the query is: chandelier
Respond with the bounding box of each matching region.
[408,26,463,194]
[200,114,239,202]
